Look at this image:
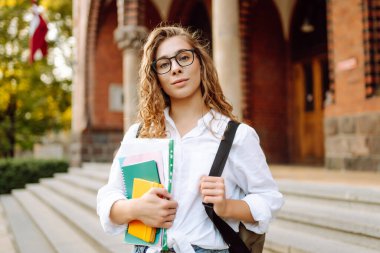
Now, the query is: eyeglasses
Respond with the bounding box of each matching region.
[152,49,195,75]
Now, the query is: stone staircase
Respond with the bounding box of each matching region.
[266,180,380,253]
[0,163,130,253]
[0,163,379,253]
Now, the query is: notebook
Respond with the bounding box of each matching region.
[120,151,165,189]
[128,178,164,243]
[121,160,161,199]
[117,138,174,250]
[121,160,163,246]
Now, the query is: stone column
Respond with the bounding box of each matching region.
[212,0,242,119]
[70,0,89,167]
[114,26,147,132]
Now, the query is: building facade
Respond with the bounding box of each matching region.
[71,0,380,171]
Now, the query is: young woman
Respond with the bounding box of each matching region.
[97,25,284,253]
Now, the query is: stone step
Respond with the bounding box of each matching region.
[282,193,380,213]
[0,195,52,253]
[278,179,380,206]
[40,178,96,211]
[82,163,112,171]
[281,195,380,235]
[26,184,132,253]
[278,195,380,249]
[269,218,380,252]
[0,199,17,253]
[69,168,109,182]
[54,173,104,193]
[266,220,379,253]
[12,189,100,253]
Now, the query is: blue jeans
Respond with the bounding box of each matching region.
[133,245,229,253]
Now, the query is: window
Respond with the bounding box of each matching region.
[109,84,123,112]
[363,0,380,98]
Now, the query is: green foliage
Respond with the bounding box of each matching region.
[0,158,69,194]
[0,0,72,157]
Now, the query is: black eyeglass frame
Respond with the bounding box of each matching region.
[151,49,196,75]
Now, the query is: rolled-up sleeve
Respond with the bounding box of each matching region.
[228,124,284,234]
[97,185,126,234]
[96,123,140,235]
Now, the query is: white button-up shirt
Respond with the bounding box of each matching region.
[97,109,284,252]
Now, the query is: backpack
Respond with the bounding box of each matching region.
[203,120,265,253]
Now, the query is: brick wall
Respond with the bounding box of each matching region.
[240,0,253,121]
[242,0,288,163]
[81,129,124,162]
[92,2,123,130]
[324,0,380,171]
[326,0,380,117]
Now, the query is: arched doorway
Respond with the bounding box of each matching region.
[245,0,288,163]
[168,0,212,47]
[290,0,329,165]
[145,0,162,30]
[92,1,123,129]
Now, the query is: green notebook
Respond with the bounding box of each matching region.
[121,160,163,247]
[121,160,160,199]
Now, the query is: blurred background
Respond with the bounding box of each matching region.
[1,0,380,253]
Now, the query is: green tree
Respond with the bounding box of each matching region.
[0,0,72,157]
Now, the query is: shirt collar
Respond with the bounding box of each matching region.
[164,107,220,138]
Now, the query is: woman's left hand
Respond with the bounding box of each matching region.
[200,176,228,217]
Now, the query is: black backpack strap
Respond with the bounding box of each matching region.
[209,120,240,177]
[136,124,142,138]
[203,120,250,253]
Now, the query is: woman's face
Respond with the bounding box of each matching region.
[154,36,202,102]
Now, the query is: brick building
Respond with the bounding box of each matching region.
[71,0,380,171]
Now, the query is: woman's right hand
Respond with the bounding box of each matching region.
[134,187,178,228]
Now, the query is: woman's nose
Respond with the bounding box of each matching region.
[170,59,182,73]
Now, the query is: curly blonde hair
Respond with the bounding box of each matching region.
[137,25,236,138]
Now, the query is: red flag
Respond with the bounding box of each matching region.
[29,4,48,63]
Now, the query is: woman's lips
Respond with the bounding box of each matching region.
[172,78,189,86]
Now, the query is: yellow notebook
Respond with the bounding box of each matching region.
[128,178,164,243]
